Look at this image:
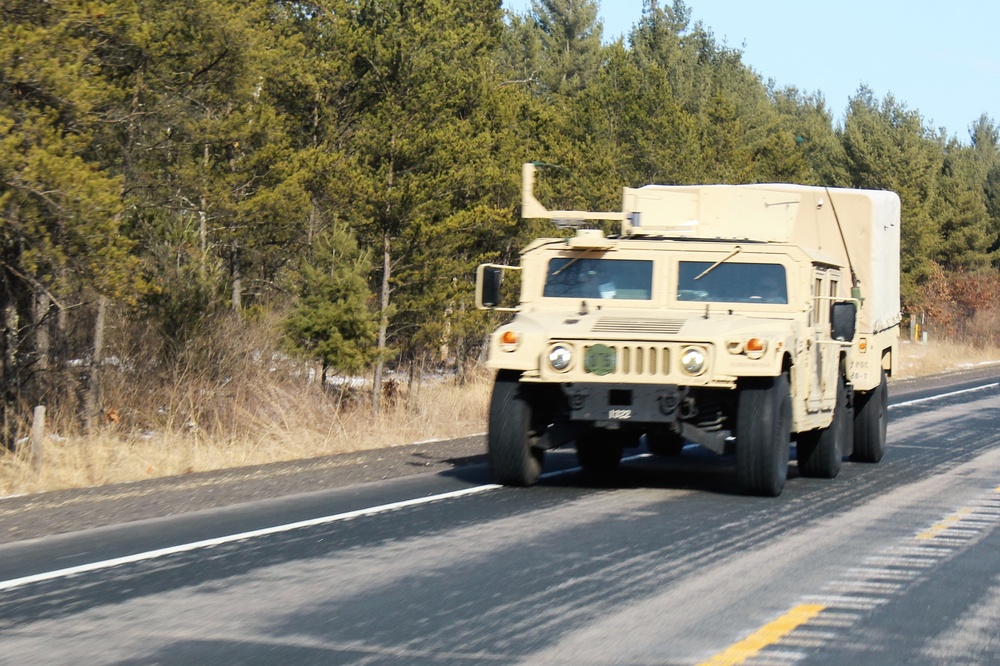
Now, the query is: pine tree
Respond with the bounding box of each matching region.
[560,41,701,194]
[0,0,140,441]
[771,87,850,186]
[284,224,377,379]
[933,139,994,272]
[337,0,515,402]
[629,0,794,184]
[967,115,1000,262]
[841,87,944,306]
[115,0,312,337]
[527,0,603,97]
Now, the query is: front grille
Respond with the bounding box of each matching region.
[592,317,686,335]
[586,343,672,378]
[619,344,670,376]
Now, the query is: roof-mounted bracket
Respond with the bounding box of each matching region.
[522,163,627,225]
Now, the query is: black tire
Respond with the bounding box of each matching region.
[736,373,791,497]
[488,371,544,486]
[646,431,685,456]
[797,376,849,478]
[576,429,625,475]
[852,369,888,463]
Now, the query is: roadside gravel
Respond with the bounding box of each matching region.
[0,364,996,546]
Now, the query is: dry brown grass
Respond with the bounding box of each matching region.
[0,307,501,496]
[0,370,492,497]
[894,339,1000,379]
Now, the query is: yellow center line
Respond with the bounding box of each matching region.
[697,603,826,666]
[917,507,974,540]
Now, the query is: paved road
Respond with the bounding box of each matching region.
[0,373,998,665]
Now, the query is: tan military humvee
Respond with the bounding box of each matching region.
[476,164,900,497]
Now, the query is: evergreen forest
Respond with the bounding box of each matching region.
[2,0,999,443]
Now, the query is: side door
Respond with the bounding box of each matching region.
[806,268,841,413]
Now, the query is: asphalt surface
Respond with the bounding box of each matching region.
[0,366,998,664]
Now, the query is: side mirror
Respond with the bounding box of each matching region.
[476,264,503,308]
[481,266,502,307]
[476,263,521,311]
[830,301,857,342]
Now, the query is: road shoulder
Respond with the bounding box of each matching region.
[0,434,486,545]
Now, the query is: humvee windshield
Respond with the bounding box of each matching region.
[678,261,788,304]
[544,258,653,300]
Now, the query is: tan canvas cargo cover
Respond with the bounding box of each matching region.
[622,183,901,334]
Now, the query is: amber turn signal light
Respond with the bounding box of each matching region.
[499,330,520,351]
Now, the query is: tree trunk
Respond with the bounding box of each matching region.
[308,203,318,245]
[456,301,467,385]
[372,229,391,412]
[199,197,208,281]
[85,297,107,436]
[1,303,18,450]
[407,353,417,408]
[407,351,425,410]
[33,293,50,373]
[200,136,209,280]
[373,144,395,413]
[231,242,242,314]
[55,297,68,397]
[33,293,50,402]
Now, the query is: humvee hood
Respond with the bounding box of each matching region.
[512,310,791,341]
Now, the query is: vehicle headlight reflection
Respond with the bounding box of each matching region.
[548,344,573,371]
[680,346,706,375]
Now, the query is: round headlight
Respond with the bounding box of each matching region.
[680,347,706,375]
[548,345,572,371]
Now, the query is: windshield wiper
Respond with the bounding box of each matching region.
[550,248,596,276]
[694,246,742,280]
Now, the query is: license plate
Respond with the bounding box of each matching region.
[585,344,615,376]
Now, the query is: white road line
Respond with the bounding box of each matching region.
[890,383,999,409]
[411,432,486,445]
[0,453,649,592]
[0,484,500,592]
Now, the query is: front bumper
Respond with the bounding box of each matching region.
[561,383,689,424]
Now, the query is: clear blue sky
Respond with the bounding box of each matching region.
[503,0,1000,143]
